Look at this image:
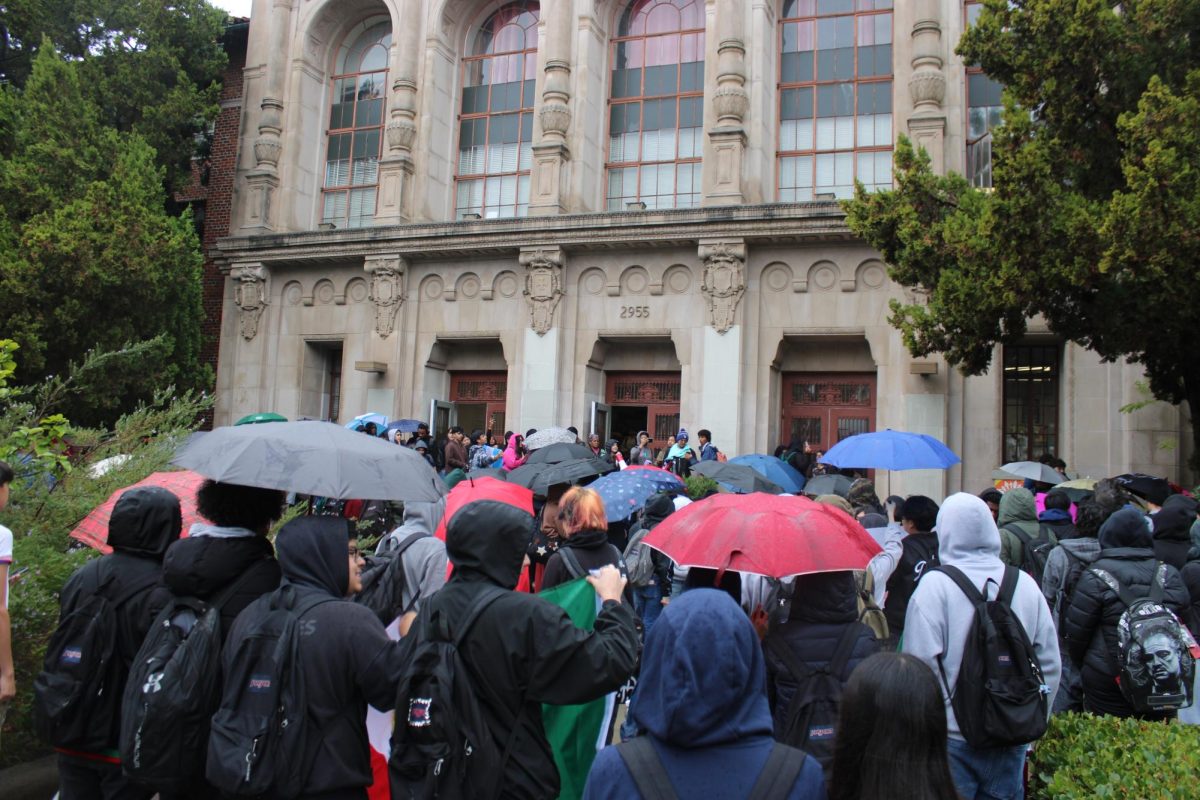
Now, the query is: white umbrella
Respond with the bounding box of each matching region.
[524,426,577,450]
[998,461,1065,484]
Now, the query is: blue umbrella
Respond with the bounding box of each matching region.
[729,454,807,494]
[386,418,425,434]
[345,412,389,432]
[821,429,960,471]
[591,469,683,522]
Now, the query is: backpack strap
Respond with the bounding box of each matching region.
[212,557,272,611]
[1005,524,1033,548]
[559,547,587,580]
[827,623,862,677]
[746,743,808,800]
[997,566,1022,607]
[616,736,678,800]
[930,565,987,606]
[1088,567,1141,609]
[1149,561,1166,604]
[451,587,508,647]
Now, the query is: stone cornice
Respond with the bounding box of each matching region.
[213,202,855,271]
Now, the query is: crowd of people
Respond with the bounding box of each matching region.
[4,435,1199,800]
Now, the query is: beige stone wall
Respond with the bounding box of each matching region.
[214,0,1194,492]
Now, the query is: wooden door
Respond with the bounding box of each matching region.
[781,372,876,453]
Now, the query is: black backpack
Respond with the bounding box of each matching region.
[1089,563,1196,712]
[616,736,808,800]
[765,625,860,775]
[354,531,429,624]
[205,585,335,798]
[120,566,261,791]
[933,565,1049,748]
[389,586,523,800]
[33,569,158,750]
[1003,523,1057,585]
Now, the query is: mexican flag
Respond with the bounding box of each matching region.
[540,577,618,800]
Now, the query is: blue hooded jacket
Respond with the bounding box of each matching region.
[583,589,826,800]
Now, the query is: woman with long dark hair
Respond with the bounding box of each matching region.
[830,652,960,800]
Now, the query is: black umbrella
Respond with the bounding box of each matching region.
[1115,473,1172,506]
[803,473,854,498]
[691,461,785,494]
[171,421,446,502]
[469,467,509,481]
[508,457,614,496]
[526,442,595,465]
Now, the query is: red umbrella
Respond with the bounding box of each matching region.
[433,476,536,591]
[71,470,210,554]
[642,493,881,578]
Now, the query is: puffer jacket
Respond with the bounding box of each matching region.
[1062,508,1189,718]
[1182,519,1200,638]
[764,571,879,763]
[1152,494,1197,570]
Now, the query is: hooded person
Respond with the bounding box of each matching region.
[629,431,654,466]
[222,516,407,800]
[1184,519,1200,639]
[50,486,183,800]
[902,493,1060,800]
[996,486,1055,569]
[408,495,639,799]
[1062,507,1190,720]
[1038,490,1077,541]
[1152,494,1197,571]
[763,571,881,778]
[624,492,677,633]
[359,499,449,626]
[882,495,941,649]
[846,479,883,517]
[583,589,826,800]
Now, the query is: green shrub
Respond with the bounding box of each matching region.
[684,474,718,500]
[1029,712,1200,799]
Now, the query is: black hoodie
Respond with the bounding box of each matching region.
[56,486,183,752]
[1152,494,1197,570]
[425,499,639,799]
[223,516,406,799]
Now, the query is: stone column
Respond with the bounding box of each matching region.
[529,1,573,215]
[244,0,294,230]
[518,247,566,430]
[231,262,270,341]
[376,0,421,224]
[697,238,746,453]
[705,0,749,206]
[907,0,947,172]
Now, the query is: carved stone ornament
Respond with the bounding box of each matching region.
[253,135,282,168]
[385,118,417,151]
[712,85,749,123]
[539,102,572,136]
[519,249,564,336]
[231,264,269,340]
[699,242,746,334]
[365,255,406,337]
[908,70,947,107]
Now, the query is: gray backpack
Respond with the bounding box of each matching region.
[622,526,656,588]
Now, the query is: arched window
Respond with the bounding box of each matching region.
[322,19,391,228]
[607,0,704,210]
[777,0,892,201]
[456,2,540,220]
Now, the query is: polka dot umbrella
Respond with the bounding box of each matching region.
[590,468,684,523]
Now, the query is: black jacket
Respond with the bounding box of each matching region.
[428,500,639,799]
[224,517,407,798]
[883,530,939,634]
[56,486,182,751]
[764,572,879,741]
[1182,557,1200,639]
[162,530,281,639]
[542,528,624,590]
[1062,508,1189,717]
[1152,495,1197,570]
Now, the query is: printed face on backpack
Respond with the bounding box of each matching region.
[1140,633,1182,691]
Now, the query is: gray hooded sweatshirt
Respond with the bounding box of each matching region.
[375,499,448,614]
[903,492,1061,740]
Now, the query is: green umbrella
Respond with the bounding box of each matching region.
[235,412,288,426]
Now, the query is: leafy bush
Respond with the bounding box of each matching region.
[684,474,719,500]
[1029,712,1200,800]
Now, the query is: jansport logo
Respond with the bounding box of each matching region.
[808,725,835,740]
[248,675,272,693]
[60,646,83,665]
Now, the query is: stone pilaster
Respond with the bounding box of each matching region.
[529,2,573,215]
[705,0,748,205]
[376,0,422,224]
[519,247,565,334]
[365,254,407,337]
[907,0,947,172]
[698,239,746,334]
[243,0,293,230]
[231,263,269,341]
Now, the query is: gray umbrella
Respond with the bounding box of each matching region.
[508,457,613,496]
[171,421,446,502]
[803,473,854,498]
[999,460,1065,484]
[691,461,784,494]
[524,427,578,450]
[526,442,594,464]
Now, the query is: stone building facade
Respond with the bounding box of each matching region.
[208,0,1192,496]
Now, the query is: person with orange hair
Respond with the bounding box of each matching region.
[542,486,627,590]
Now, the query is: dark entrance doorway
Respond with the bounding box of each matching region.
[606,372,681,457]
[610,405,647,453]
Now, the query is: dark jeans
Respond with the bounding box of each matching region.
[946,738,1026,800]
[632,583,663,633]
[57,754,154,800]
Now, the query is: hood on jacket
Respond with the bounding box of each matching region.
[108,486,183,560]
[445,500,533,589]
[997,487,1037,527]
[1038,508,1073,525]
[632,589,772,747]
[276,516,352,597]
[1152,494,1198,544]
[398,500,444,536]
[936,492,1002,565]
[642,493,676,528]
[1098,507,1153,551]
[1059,536,1102,562]
[788,571,857,623]
[847,479,881,512]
